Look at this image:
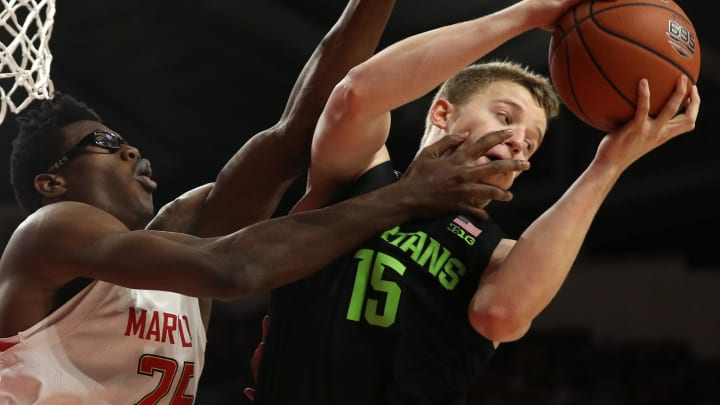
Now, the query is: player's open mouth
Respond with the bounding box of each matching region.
[135,159,157,192]
[483,153,503,162]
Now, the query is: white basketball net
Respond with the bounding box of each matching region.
[0,0,55,125]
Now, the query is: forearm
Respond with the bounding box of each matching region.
[344,2,536,116]
[195,0,395,237]
[218,181,418,297]
[474,161,622,337]
[280,0,396,157]
[474,71,701,334]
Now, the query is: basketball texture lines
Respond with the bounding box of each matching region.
[548,0,700,132]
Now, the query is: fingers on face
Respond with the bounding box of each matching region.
[470,159,530,178]
[455,129,513,160]
[427,130,514,162]
[424,133,468,158]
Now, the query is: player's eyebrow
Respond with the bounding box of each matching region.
[496,99,545,146]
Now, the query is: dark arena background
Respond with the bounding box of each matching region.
[0,1,718,403]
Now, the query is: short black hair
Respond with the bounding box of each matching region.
[10,92,103,213]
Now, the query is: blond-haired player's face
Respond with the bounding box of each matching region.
[425,80,547,191]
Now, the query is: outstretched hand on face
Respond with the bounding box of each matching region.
[398,130,530,220]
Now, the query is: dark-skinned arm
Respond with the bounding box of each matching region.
[146,0,396,327]
[192,0,397,237]
[12,133,525,301]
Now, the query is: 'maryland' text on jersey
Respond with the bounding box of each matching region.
[124,306,194,347]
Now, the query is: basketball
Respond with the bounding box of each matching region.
[548,0,700,132]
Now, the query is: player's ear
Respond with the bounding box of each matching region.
[428,98,454,129]
[34,173,67,197]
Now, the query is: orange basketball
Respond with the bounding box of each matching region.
[548,0,700,132]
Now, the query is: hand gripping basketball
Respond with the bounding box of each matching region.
[548,0,700,132]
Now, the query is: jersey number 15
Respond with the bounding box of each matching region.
[346,248,406,327]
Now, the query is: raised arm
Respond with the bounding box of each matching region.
[333,0,591,118]
[469,77,700,344]
[182,0,396,237]
[296,0,587,211]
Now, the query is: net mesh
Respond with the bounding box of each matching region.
[0,0,55,125]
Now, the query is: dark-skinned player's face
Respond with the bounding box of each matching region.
[56,120,157,229]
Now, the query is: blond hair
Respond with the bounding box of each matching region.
[420,60,560,146]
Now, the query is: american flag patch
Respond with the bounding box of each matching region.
[452,215,482,237]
